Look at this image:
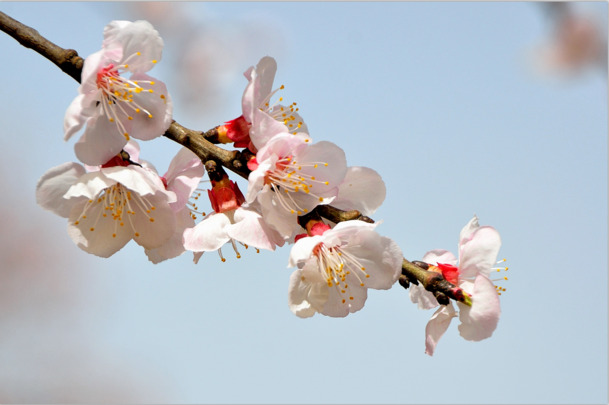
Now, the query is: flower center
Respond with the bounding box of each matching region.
[73,183,157,239]
[314,243,370,304]
[265,155,331,215]
[95,52,165,141]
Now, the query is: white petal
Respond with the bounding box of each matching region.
[287,264,329,318]
[64,94,92,141]
[321,280,368,318]
[129,194,176,250]
[288,234,325,268]
[340,226,402,290]
[409,283,439,310]
[242,56,277,122]
[163,147,205,211]
[459,226,502,279]
[145,207,194,263]
[421,249,457,266]
[457,274,501,341]
[227,208,285,251]
[73,114,129,166]
[104,20,164,73]
[459,214,480,245]
[332,166,386,216]
[425,304,457,356]
[126,73,173,140]
[102,165,169,199]
[36,162,86,217]
[183,213,231,252]
[250,110,291,150]
[67,199,132,258]
[63,172,116,201]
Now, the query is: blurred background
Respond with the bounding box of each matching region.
[0,2,606,403]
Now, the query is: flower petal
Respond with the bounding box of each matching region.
[287,264,329,318]
[183,213,231,252]
[331,166,386,216]
[129,194,176,250]
[457,274,501,341]
[228,207,285,251]
[126,73,173,140]
[425,304,457,356]
[73,114,129,166]
[459,226,502,279]
[36,162,86,217]
[63,171,117,201]
[145,206,194,263]
[67,200,132,258]
[409,284,439,310]
[341,226,402,290]
[103,20,164,73]
[163,147,205,211]
[242,56,277,122]
[102,165,172,200]
[422,249,458,267]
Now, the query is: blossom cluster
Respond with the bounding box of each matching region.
[35,20,507,355]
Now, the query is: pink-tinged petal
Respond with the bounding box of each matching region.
[332,166,386,216]
[102,165,170,199]
[126,73,173,140]
[129,195,176,250]
[79,49,107,91]
[228,208,285,251]
[242,56,277,121]
[296,140,347,195]
[341,228,402,290]
[421,249,458,267]
[457,274,501,341]
[256,133,306,163]
[245,161,272,204]
[74,114,129,166]
[183,213,231,252]
[425,304,457,356]
[321,279,368,318]
[67,200,132,258]
[64,94,92,141]
[459,226,502,279]
[288,234,325,268]
[459,215,480,246]
[145,207,194,263]
[63,172,116,201]
[288,264,329,318]
[36,162,86,217]
[258,189,302,239]
[164,147,205,211]
[409,284,439,310]
[250,110,291,150]
[103,20,164,73]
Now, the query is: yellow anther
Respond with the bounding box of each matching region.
[152,60,158,64]
[90,227,94,231]
[135,232,140,237]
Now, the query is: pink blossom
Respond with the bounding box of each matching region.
[288,221,402,318]
[64,20,173,166]
[36,149,177,258]
[245,133,347,239]
[218,56,310,152]
[409,216,504,356]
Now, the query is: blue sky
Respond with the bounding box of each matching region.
[0,2,607,404]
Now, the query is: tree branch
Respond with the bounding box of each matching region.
[0,12,472,307]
